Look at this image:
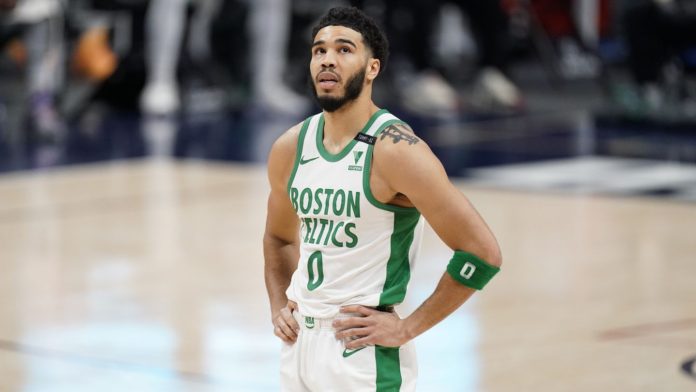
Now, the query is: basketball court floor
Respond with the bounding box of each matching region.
[0,87,695,391]
[0,152,695,391]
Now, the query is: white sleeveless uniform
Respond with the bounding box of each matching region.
[281,110,422,391]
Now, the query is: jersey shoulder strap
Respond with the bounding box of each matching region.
[287,113,322,193]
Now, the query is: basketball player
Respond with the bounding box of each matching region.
[264,6,502,391]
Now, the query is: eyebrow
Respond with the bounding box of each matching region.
[311,38,358,48]
[336,38,357,48]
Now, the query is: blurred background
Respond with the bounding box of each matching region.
[0,0,694,180]
[1,0,696,391]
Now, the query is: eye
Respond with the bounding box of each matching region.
[339,47,352,54]
[314,47,326,55]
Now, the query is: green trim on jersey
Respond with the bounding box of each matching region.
[316,109,389,162]
[286,117,312,195]
[359,118,422,306]
[361,120,419,213]
[380,209,420,305]
[376,346,402,391]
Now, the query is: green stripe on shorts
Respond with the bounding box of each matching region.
[376,346,401,391]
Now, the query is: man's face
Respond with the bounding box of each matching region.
[310,26,372,112]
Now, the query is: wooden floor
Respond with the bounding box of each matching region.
[0,159,694,391]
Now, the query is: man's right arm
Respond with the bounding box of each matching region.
[264,124,302,343]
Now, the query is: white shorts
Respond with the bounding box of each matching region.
[280,312,418,392]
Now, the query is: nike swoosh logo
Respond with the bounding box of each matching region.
[299,156,319,165]
[342,346,366,358]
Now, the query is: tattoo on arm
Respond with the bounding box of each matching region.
[380,124,420,145]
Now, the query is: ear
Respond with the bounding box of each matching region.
[365,58,381,82]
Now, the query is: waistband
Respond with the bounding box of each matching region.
[292,306,395,330]
[293,312,338,330]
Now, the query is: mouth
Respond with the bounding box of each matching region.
[317,71,340,90]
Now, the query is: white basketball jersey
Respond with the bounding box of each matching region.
[286,109,424,318]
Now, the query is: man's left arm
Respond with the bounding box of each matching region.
[334,124,502,348]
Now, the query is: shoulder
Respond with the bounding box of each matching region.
[270,121,303,160]
[374,122,434,167]
[372,121,446,190]
[267,121,304,187]
[378,122,421,147]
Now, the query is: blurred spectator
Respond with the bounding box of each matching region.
[140,0,307,116]
[621,0,696,116]
[0,0,17,12]
[71,25,118,83]
[1,0,65,139]
[529,0,604,79]
[353,0,523,116]
[249,0,308,115]
[456,0,524,113]
[139,0,188,115]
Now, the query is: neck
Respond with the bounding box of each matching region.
[322,92,379,150]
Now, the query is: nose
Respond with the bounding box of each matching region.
[321,49,337,69]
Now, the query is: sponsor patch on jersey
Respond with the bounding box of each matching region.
[353,151,364,164]
[349,151,364,171]
[354,133,376,145]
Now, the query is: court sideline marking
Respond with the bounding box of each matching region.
[597,318,696,382]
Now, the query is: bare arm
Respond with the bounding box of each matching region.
[264,124,302,343]
[335,124,502,348]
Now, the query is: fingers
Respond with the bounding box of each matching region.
[287,300,298,311]
[281,305,300,332]
[273,303,300,343]
[334,306,406,348]
[332,315,371,330]
[345,335,372,350]
[335,326,371,341]
[274,315,298,342]
[274,324,295,343]
[333,312,373,342]
[340,305,374,316]
[276,321,297,342]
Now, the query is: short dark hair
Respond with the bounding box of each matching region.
[311,6,389,72]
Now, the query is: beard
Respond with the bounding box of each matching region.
[310,68,366,112]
